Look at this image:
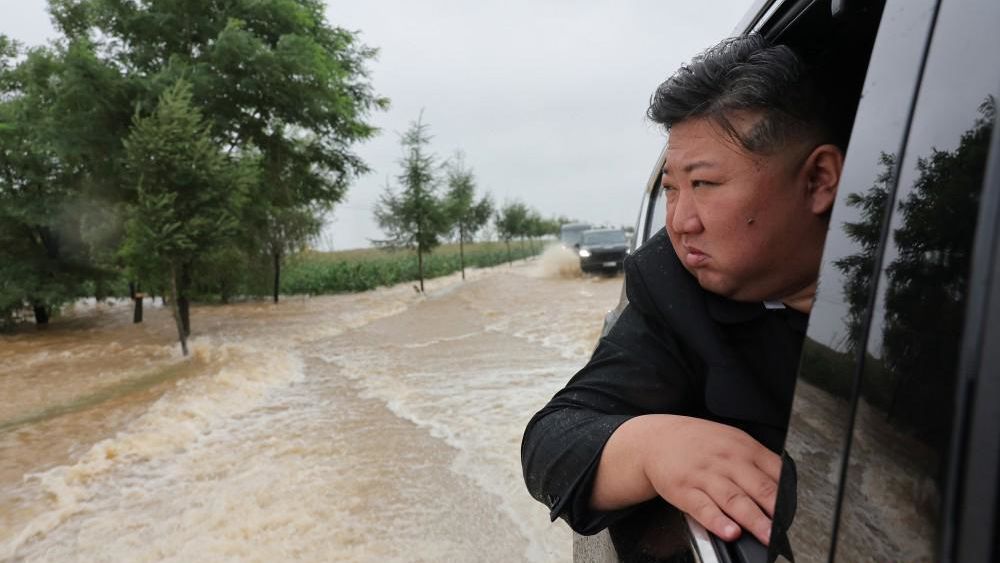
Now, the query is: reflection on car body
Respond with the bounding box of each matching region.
[576,0,1000,561]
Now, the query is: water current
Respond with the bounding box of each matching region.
[1,246,621,562]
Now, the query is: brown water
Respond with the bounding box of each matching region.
[1,246,621,562]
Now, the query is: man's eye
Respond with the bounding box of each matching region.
[691,180,717,188]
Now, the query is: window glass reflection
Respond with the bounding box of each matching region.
[833,0,1000,559]
[776,0,935,560]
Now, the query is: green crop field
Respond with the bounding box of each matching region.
[281,240,545,295]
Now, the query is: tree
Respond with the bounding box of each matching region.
[121,81,250,355]
[50,0,387,303]
[0,39,111,326]
[373,114,448,292]
[522,209,558,254]
[443,153,493,280]
[495,201,529,265]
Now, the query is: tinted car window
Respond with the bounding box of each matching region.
[583,230,627,245]
[832,0,1000,559]
[775,0,937,559]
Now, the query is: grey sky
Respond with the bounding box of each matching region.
[2,0,753,249]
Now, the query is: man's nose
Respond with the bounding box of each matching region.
[668,189,702,235]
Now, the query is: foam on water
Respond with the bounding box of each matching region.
[317,347,579,563]
[1,338,305,560]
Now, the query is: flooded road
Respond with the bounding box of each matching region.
[0,249,622,562]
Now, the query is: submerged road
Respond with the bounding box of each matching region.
[0,250,623,562]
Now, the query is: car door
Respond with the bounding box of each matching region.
[773,0,1000,561]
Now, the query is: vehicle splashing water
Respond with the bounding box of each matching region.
[0,258,623,562]
[537,244,584,279]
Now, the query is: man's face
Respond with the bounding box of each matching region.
[661,115,828,303]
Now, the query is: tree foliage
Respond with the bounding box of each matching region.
[0,40,111,326]
[373,115,449,292]
[443,152,492,280]
[48,0,387,303]
[121,80,251,354]
[0,0,385,329]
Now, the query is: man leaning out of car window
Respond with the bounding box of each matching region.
[521,34,845,548]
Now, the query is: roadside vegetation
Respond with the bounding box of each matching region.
[0,1,385,352]
[0,1,576,354]
[283,241,543,295]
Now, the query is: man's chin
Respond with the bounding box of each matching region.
[691,271,764,302]
[691,271,736,298]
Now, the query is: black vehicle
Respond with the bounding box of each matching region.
[577,228,629,274]
[577,0,1000,562]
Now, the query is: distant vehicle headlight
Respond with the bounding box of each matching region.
[579,249,591,258]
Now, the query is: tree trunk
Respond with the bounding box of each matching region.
[417,247,425,293]
[130,282,143,324]
[169,264,189,356]
[133,296,144,324]
[273,251,281,304]
[179,264,191,337]
[505,240,512,266]
[32,303,50,326]
[459,224,466,281]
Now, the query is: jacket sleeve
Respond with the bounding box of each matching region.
[520,279,699,535]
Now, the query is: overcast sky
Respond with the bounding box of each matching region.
[2,0,753,249]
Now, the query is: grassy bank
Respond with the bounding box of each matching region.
[282,240,544,295]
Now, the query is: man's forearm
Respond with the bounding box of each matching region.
[589,414,667,510]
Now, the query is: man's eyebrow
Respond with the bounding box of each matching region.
[662,160,717,176]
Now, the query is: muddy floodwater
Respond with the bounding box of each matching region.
[1,248,621,562]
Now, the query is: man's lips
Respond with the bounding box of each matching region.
[683,245,708,267]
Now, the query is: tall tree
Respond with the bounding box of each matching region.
[50,0,387,303]
[373,115,448,292]
[121,81,250,355]
[443,153,493,280]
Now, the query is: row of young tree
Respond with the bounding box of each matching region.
[374,115,563,291]
[0,1,385,353]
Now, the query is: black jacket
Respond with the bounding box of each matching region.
[521,229,807,535]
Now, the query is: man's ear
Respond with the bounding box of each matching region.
[803,144,844,215]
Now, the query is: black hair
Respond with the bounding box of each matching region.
[647,34,839,155]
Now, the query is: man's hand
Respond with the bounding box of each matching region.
[590,414,781,545]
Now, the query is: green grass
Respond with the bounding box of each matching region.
[281,240,543,295]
